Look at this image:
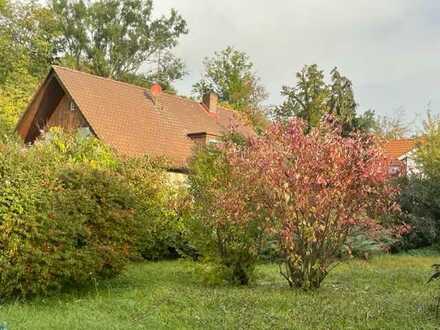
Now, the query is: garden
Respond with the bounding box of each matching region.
[0,115,439,329]
[1,1,440,328]
[1,254,439,330]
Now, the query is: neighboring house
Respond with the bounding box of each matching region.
[383,139,419,176]
[16,66,254,174]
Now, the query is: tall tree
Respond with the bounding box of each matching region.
[51,0,188,88]
[0,0,56,137]
[273,64,376,134]
[193,47,268,130]
[0,0,61,82]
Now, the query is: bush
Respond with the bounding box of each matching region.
[254,119,398,289]
[394,114,440,250]
[396,176,440,250]
[117,156,194,261]
[188,144,268,285]
[55,167,138,277]
[31,127,118,170]
[33,130,192,261]
[343,223,399,259]
[0,129,198,298]
[189,118,398,289]
[0,135,138,299]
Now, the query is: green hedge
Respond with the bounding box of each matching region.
[0,130,186,299]
[117,157,195,261]
[0,141,138,298]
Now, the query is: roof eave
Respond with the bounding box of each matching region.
[15,67,56,138]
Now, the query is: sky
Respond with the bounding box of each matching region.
[152,0,440,129]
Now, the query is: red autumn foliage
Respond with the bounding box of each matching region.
[219,117,399,289]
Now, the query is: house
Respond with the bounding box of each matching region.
[383,139,419,176]
[16,66,254,174]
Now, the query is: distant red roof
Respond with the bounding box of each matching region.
[383,139,418,159]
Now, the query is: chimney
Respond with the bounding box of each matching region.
[202,92,218,114]
[151,82,162,98]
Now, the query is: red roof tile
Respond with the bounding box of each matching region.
[383,139,418,159]
[51,66,254,168]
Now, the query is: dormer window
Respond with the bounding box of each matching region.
[69,100,78,112]
[188,132,220,147]
[207,137,219,145]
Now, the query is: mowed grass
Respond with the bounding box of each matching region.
[1,253,440,330]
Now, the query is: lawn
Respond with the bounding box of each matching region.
[1,253,440,330]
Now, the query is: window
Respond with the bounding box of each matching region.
[388,165,401,176]
[77,127,91,137]
[69,100,78,112]
[207,137,219,145]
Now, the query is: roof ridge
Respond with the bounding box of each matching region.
[52,65,151,93]
[52,65,245,117]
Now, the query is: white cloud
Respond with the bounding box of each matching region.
[151,0,440,125]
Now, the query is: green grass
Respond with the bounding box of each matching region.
[1,254,440,329]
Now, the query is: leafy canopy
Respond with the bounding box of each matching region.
[51,0,188,88]
[273,64,376,134]
[193,46,268,130]
[0,0,62,137]
[0,0,61,81]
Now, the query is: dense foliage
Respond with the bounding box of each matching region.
[189,118,398,289]
[273,65,376,135]
[398,179,439,250]
[118,156,192,261]
[0,137,135,298]
[0,130,182,298]
[51,0,187,89]
[193,46,268,131]
[397,115,440,250]
[188,142,271,285]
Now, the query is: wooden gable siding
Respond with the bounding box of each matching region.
[47,95,87,131]
[20,75,65,143]
[17,72,91,143]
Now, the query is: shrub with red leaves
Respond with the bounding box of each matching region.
[223,117,399,289]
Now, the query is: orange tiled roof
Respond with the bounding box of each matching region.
[383,139,418,159]
[51,66,254,168]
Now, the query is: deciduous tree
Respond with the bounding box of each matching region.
[193,47,268,131]
[273,65,376,135]
[0,0,61,81]
[51,0,188,88]
[0,1,60,137]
